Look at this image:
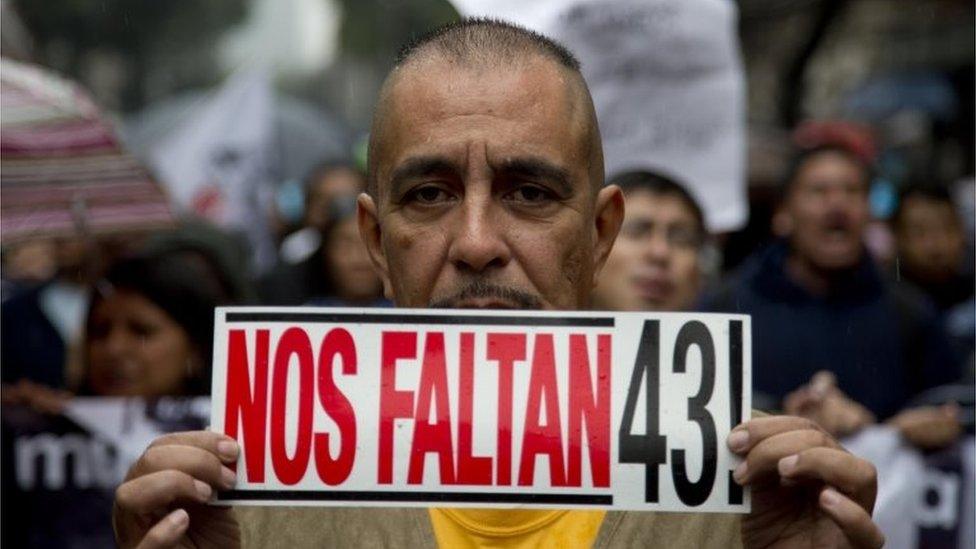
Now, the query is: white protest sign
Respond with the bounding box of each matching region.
[450,0,748,231]
[210,308,751,513]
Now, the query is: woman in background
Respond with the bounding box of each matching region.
[308,195,388,308]
[84,244,240,397]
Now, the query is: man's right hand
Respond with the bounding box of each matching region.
[113,431,242,549]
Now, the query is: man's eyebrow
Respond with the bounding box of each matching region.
[388,156,461,198]
[495,157,573,196]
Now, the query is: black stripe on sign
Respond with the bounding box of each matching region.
[728,319,744,506]
[218,490,612,505]
[225,312,614,327]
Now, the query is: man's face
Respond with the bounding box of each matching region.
[592,191,702,311]
[783,152,870,271]
[358,57,622,310]
[895,195,964,283]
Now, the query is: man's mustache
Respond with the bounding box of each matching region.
[428,281,543,310]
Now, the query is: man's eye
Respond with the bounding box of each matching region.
[508,185,553,203]
[407,186,452,204]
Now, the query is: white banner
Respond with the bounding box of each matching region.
[210,307,751,513]
[450,0,747,231]
[843,428,975,549]
[149,69,277,270]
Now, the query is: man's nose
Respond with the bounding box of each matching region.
[447,197,511,274]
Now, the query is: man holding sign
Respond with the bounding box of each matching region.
[113,19,883,548]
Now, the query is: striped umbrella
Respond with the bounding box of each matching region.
[1,58,174,244]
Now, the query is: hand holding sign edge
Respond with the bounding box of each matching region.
[729,415,884,549]
[113,431,243,549]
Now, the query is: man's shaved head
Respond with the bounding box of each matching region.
[396,17,581,71]
[367,18,603,198]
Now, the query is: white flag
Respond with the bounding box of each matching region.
[149,69,277,270]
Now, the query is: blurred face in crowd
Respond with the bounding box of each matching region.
[358,54,622,310]
[325,215,383,303]
[894,195,965,283]
[3,239,57,282]
[782,150,870,271]
[592,190,703,311]
[306,168,364,231]
[86,290,197,397]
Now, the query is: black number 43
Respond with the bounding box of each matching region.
[618,320,745,506]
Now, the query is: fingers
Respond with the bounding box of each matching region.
[777,447,877,511]
[728,415,831,455]
[818,395,875,438]
[116,470,213,516]
[731,427,840,486]
[0,380,71,414]
[819,488,885,548]
[148,431,240,464]
[809,370,837,399]
[130,444,236,489]
[135,509,190,549]
[829,398,863,434]
[783,387,818,416]
[889,405,962,449]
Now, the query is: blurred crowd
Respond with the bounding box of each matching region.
[3,126,972,443]
[2,160,387,403]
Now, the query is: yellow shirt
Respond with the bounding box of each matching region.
[429,508,606,548]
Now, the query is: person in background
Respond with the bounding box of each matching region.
[260,163,368,304]
[702,144,962,447]
[891,184,974,313]
[4,230,245,405]
[592,170,707,312]
[0,239,57,301]
[1,233,242,549]
[306,196,388,307]
[890,183,976,418]
[277,161,366,265]
[84,244,240,397]
[2,237,101,390]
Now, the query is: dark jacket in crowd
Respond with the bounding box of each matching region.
[903,271,975,314]
[1,282,66,388]
[701,241,960,419]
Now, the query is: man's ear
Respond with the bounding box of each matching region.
[357,193,394,300]
[591,184,625,288]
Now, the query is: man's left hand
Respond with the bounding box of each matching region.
[730,416,884,548]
